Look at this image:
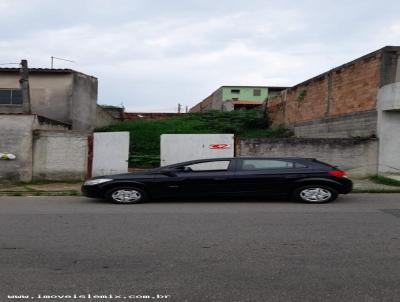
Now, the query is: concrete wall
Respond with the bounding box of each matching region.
[30,73,73,123]
[96,105,118,128]
[33,130,88,180]
[377,82,400,174]
[71,72,98,131]
[238,138,378,177]
[100,106,124,119]
[0,115,34,182]
[290,110,377,138]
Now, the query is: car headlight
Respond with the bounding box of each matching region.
[84,178,113,186]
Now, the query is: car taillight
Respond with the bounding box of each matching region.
[328,170,346,177]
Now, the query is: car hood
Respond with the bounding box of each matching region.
[93,170,157,180]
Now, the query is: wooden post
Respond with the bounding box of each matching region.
[86,134,94,179]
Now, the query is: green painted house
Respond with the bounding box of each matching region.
[190,85,287,112]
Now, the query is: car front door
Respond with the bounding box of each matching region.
[154,159,235,197]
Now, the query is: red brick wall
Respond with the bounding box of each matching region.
[190,94,213,112]
[330,55,381,116]
[122,112,182,120]
[267,51,382,126]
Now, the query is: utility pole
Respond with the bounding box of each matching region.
[178,103,182,113]
[19,59,31,114]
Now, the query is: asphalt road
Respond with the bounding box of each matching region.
[1,194,400,302]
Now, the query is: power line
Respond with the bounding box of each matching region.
[51,56,75,69]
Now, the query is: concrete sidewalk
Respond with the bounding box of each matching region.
[0,182,81,196]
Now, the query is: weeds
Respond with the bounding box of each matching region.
[369,175,400,187]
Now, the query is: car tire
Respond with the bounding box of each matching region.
[293,185,338,203]
[106,187,148,204]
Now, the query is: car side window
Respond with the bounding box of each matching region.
[184,161,230,172]
[294,162,307,168]
[240,159,305,171]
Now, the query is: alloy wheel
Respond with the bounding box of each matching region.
[299,188,332,202]
[111,189,142,203]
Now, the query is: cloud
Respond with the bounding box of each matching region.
[0,0,399,111]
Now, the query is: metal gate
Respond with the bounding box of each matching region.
[90,132,130,177]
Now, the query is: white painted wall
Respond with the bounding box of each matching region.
[160,134,234,166]
[377,83,400,174]
[92,132,130,176]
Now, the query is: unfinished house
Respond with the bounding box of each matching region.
[0,61,98,182]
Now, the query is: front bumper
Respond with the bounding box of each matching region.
[81,185,104,198]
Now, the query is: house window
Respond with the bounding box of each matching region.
[231,89,240,94]
[253,89,261,96]
[0,89,23,105]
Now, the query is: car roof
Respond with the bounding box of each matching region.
[164,157,313,167]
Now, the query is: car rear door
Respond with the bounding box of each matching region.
[233,159,311,195]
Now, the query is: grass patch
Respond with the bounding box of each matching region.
[96,110,293,168]
[369,175,400,187]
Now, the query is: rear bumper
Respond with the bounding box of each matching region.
[339,178,353,194]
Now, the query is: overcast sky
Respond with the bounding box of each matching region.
[0,0,399,112]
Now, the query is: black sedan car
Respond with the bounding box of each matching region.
[82,157,353,204]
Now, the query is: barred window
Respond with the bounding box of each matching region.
[0,89,23,105]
